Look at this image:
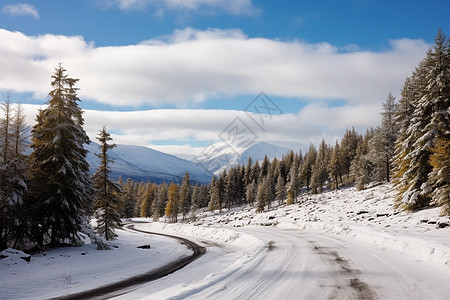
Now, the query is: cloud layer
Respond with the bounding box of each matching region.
[2,3,39,18]
[21,103,382,160]
[0,28,428,108]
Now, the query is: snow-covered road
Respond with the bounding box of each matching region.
[126,225,450,300]
[224,227,449,300]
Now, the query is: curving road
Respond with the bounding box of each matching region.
[53,224,205,300]
[52,224,450,300]
[175,227,450,300]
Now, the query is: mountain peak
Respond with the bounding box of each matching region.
[191,141,291,175]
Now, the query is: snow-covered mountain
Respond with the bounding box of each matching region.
[86,141,290,183]
[238,141,291,165]
[192,141,291,175]
[86,143,214,184]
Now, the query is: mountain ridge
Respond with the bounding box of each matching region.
[86,142,214,184]
[86,141,291,183]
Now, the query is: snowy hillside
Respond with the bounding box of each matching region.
[194,183,450,269]
[86,142,214,184]
[193,141,290,175]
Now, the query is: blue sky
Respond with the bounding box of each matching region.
[0,0,448,158]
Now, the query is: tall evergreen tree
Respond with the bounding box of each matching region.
[286,154,300,204]
[245,180,257,207]
[339,128,359,184]
[198,184,210,208]
[166,182,179,222]
[300,144,317,192]
[275,174,286,206]
[421,30,450,211]
[152,182,168,220]
[224,167,238,210]
[393,30,449,210]
[0,100,28,249]
[251,160,261,184]
[92,127,121,241]
[368,93,398,182]
[260,155,270,179]
[191,183,200,214]
[121,178,137,218]
[429,137,450,215]
[310,139,330,194]
[328,141,342,190]
[243,157,253,203]
[28,64,93,247]
[208,176,221,211]
[140,182,156,218]
[351,141,372,191]
[256,178,268,212]
[392,75,420,208]
[179,171,192,220]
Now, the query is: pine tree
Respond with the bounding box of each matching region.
[152,182,168,221]
[224,167,238,210]
[266,170,276,208]
[140,182,156,218]
[255,178,267,212]
[191,183,200,214]
[339,128,359,184]
[243,157,253,203]
[328,141,342,190]
[310,139,330,194]
[275,174,286,206]
[422,30,450,211]
[245,180,256,207]
[0,99,28,249]
[260,155,270,178]
[393,30,449,210]
[237,165,246,205]
[351,141,373,191]
[286,154,300,204]
[208,176,221,211]
[392,75,420,209]
[251,160,261,184]
[166,182,179,222]
[429,137,450,215]
[368,93,398,182]
[28,64,93,247]
[179,171,192,220]
[92,127,121,241]
[134,182,146,217]
[300,144,317,192]
[198,184,210,208]
[122,178,137,218]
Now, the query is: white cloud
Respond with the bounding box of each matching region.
[2,3,39,18]
[21,104,381,159]
[96,0,257,15]
[0,28,429,109]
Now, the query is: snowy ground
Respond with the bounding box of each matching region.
[0,225,191,299]
[1,183,450,299]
